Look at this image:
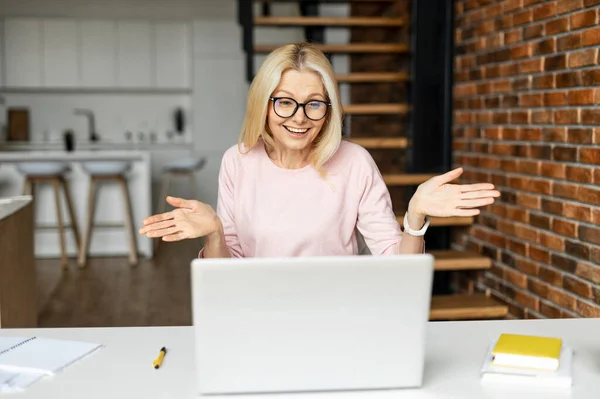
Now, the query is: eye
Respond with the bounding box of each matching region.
[307,101,324,109]
[278,99,294,107]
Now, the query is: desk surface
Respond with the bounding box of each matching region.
[0,196,31,221]
[1,318,598,398]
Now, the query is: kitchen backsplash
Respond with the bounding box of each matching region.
[0,92,192,144]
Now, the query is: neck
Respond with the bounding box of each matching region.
[267,143,310,169]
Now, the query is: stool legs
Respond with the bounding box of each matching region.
[22,177,32,195]
[61,177,81,253]
[78,179,97,268]
[118,176,138,265]
[51,178,68,269]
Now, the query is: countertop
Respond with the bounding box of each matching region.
[0,141,191,152]
[0,149,151,162]
[0,195,32,221]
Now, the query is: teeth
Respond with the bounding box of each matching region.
[285,126,308,134]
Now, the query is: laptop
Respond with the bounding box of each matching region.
[191,254,434,395]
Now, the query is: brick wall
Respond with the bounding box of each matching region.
[453,0,600,318]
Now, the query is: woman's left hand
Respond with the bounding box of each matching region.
[409,167,501,219]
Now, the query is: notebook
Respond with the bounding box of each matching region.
[0,337,103,375]
[492,333,562,371]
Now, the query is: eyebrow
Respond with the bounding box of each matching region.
[274,90,326,100]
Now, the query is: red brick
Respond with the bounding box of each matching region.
[552,218,578,237]
[540,301,563,318]
[570,9,598,29]
[576,300,600,317]
[554,109,579,124]
[539,265,563,285]
[584,0,600,5]
[545,54,567,70]
[580,147,600,164]
[510,110,530,124]
[545,17,569,34]
[564,275,592,298]
[543,91,567,106]
[532,110,553,123]
[568,89,596,105]
[581,109,600,125]
[541,162,566,178]
[581,69,600,86]
[520,127,543,140]
[504,0,523,12]
[523,24,545,40]
[513,9,533,25]
[557,32,582,51]
[520,59,543,74]
[566,165,593,183]
[515,290,540,310]
[540,231,566,251]
[508,207,530,223]
[567,128,593,144]
[506,268,529,288]
[511,43,531,59]
[530,213,550,230]
[516,257,540,276]
[519,94,542,107]
[533,74,555,89]
[547,285,577,310]
[528,278,550,297]
[533,38,556,55]
[568,48,598,68]
[544,127,567,141]
[557,0,584,13]
[563,203,593,223]
[579,225,600,245]
[502,127,518,140]
[517,193,541,209]
[582,26,600,46]
[575,261,600,284]
[505,28,523,44]
[555,71,582,88]
[553,182,579,201]
[512,76,531,91]
[542,198,564,215]
[580,186,600,206]
[533,2,557,20]
[553,146,577,162]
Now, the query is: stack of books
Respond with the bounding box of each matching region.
[480,333,573,389]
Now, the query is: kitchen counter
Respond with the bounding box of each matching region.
[0,141,192,152]
[0,150,153,260]
[0,196,37,327]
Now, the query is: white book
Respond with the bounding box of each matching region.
[0,337,103,376]
[480,341,573,389]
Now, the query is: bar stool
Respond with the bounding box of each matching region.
[17,162,80,269]
[154,157,206,253]
[77,161,138,267]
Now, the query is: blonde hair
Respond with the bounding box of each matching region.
[238,42,343,175]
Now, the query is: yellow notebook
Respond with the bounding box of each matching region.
[491,333,562,371]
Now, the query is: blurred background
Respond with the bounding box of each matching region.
[0,0,598,330]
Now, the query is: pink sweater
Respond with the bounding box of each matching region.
[203,139,404,258]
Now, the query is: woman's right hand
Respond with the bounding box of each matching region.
[139,196,222,242]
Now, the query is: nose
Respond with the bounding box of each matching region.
[291,105,307,124]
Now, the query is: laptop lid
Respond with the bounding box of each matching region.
[191,254,434,395]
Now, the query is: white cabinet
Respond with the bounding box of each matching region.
[154,22,190,89]
[1,18,191,90]
[4,18,42,87]
[117,21,152,88]
[43,19,78,87]
[80,20,117,87]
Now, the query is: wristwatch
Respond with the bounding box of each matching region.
[403,212,430,237]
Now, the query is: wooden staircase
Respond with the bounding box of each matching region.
[242,0,508,321]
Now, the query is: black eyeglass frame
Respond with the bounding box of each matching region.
[269,97,331,121]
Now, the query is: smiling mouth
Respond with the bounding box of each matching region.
[284,126,309,134]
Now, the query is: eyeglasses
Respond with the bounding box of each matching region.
[270,97,330,121]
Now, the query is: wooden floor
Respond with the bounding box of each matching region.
[36,239,202,328]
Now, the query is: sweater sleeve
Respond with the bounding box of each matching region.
[198,147,244,258]
[355,149,403,255]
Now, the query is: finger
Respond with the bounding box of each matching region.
[457,198,496,208]
[435,167,463,184]
[460,183,496,192]
[140,219,177,235]
[162,231,189,242]
[147,226,182,238]
[453,208,481,217]
[460,190,501,200]
[141,211,174,228]
[166,196,196,210]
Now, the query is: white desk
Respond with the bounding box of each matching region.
[1,318,598,398]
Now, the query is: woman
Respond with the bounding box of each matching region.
[139,43,499,258]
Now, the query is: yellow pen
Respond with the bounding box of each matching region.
[153,347,167,369]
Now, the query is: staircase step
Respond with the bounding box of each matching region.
[344,103,409,115]
[347,137,408,149]
[430,250,492,271]
[336,72,408,83]
[396,214,475,227]
[254,16,406,27]
[383,174,435,185]
[255,43,408,54]
[430,294,508,320]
